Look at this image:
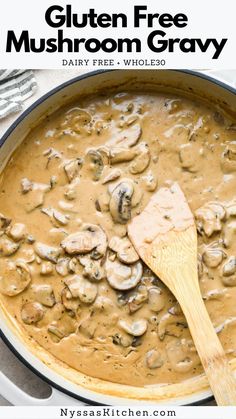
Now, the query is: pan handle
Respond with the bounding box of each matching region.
[0,371,85,405]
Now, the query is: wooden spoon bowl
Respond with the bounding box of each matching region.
[128,182,236,405]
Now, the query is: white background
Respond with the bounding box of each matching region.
[0,0,235,69]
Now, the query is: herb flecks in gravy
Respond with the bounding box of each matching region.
[0,92,236,387]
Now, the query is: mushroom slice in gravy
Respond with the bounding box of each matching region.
[109,181,134,224]
[109,236,139,264]
[78,255,106,282]
[195,202,226,237]
[119,318,148,336]
[34,242,61,263]
[31,284,55,307]
[145,349,165,369]
[64,275,98,304]
[0,236,20,256]
[61,287,80,311]
[61,224,107,258]
[0,261,31,296]
[84,149,105,181]
[21,302,44,325]
[64,158,83,182]
[128,142,150,174]
[202,247,226,268]
[7,223,26,242]
[106,123,142,148]
[0,213,11,231]
[105,259,142,290]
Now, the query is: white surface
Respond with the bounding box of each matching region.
[0,69,235,406]
[1,1,235,69]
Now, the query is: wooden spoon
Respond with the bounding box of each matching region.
[128,182,236,405]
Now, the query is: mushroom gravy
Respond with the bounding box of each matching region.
[0,91,236,387]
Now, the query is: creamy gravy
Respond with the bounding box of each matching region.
[0,92,236,387]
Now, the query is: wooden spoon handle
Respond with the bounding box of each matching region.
[175,278,236,405]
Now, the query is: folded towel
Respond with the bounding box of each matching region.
[0,70,37,119]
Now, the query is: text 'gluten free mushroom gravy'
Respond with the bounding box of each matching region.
[0,92,236,387]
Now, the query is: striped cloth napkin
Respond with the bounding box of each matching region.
[0,70,37,119]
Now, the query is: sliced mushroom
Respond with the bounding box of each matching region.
[203,288,228,301]
[61,287,80,311]
[112,333,133,347]
[221,141,236,173]
[109,147,136,164]
[129,142,150,174]
[95,192,110,213]
[40,262,53,276]
[43,148,62,169]
[128,285,148,313]
[0,213,11,231]
[41,207,70,227]
[83,224,107,259]
[195,202,225,237]
[168,303,183,316]
[56,257,70,277]
[109,236,139,264]
[215,317,236,334]
[21,178,33,194]
[109,178,142,210]
[0,261,31,296]
[31,284,55,307]
[179,143,202,173]
[79,255,106,282]
[7,223,26,242]
[61,231,94,255]
[222,256,236,276]
[19,248,35,264]
[109,181,134,224]
[0,236,19,256]
[22,181,50,212]
[93,295,114,312]
[145,349,164,369]
[79,318,97,339]
[223,221,236,248]
[102,168,121,184]
[157,312,187,341]
[221,256,236,286]
[68,257,80,274]
[107,123,142,148]
[166,339,199,373]
[141,171,158,192]
[165,98,182,113]
[48,312,77,342]
[202,248,226,268]
[64,275,97,304]
[34,242,61,263]
[61,224,107,259]
[64,158,83,182]
[64,184,77,200]
[67,107,92,127]
[105,259,142,290]
[119,318,147,336]
[148,287,165,312]
[225,201,236,218]
[84,149,105,181]
[21,302,44,325]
